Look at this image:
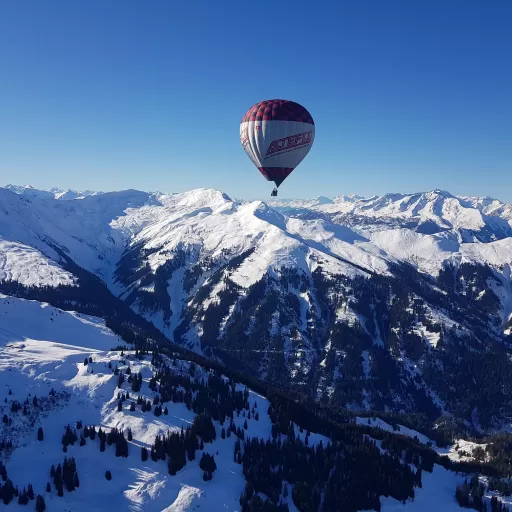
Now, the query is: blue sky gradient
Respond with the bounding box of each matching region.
[1,1,511,200]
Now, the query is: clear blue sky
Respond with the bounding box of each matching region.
[1,0,511,201]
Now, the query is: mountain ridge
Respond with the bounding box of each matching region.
[2,184,512,431]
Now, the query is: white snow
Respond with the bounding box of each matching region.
[0,240,76,287]
[377,464,464,511]
[0,294,122,349]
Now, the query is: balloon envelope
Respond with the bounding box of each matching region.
[240,99,315,188]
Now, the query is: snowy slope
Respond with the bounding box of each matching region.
[129,190,390,283]
[0,187,161,284]
[0,295,331,511]
[112,188,393,341]
[0,294,484,512]
[0,240,76,287]
[0,294,122,349]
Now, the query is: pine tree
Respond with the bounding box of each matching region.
[46,482,51,493]
[0,462,7,481]
[141,446,148,461]
[1,479,15,504]
[105,470,112,481]
[27,483,35,500]
[36,495,46,512]
[37,426,44,441]
[18,488,29,505]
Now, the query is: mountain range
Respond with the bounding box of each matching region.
[1,184,512,432]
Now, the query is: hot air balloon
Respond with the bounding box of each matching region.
[240,99,315,197]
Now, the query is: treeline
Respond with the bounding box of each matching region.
[240,433,417,512]
[146,350,494,510]
[151,346,501,480]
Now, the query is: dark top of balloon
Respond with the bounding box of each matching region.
[241,99,314,125]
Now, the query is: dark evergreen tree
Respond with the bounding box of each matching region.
[0,463,7,481]
[18,488,28,505]
[36,494,46,512]
[1,479,15,504]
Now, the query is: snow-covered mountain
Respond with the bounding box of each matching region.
[3,293,499,511]
[4,184,104,201]
[272,189,512,242]
[2,185,512,432]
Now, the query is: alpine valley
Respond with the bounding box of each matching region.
[1,184,512,511]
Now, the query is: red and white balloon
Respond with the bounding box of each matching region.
[240,99,315,193]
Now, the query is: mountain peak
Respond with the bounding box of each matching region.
[428,189,454,199]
